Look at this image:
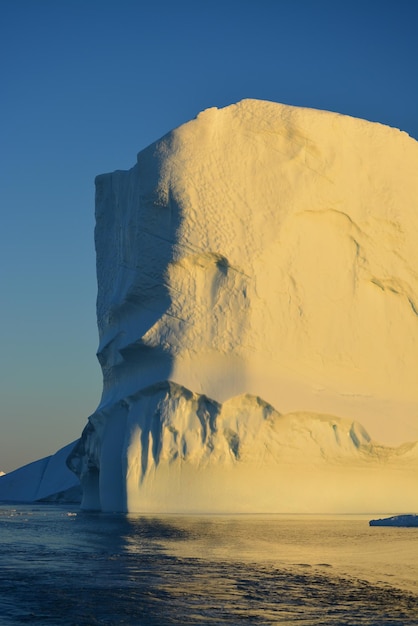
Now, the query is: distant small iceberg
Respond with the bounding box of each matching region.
[369,514,418,527]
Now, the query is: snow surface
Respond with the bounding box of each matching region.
[2,100,417,512]
[67,99,417,513]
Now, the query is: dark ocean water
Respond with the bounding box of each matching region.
[0,504,417,625]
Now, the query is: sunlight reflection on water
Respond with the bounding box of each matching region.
[123,513,418,593]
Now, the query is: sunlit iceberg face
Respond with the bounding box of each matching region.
[67,100,418,513]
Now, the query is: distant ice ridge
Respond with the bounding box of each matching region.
[69,99,417,512]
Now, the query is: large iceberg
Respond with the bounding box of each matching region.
[67,100,418,513]
[2,100,417,512]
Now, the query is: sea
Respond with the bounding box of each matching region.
[0,505,417,625]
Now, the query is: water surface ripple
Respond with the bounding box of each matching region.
[0,505,417,625]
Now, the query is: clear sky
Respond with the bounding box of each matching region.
[1,0,417,473]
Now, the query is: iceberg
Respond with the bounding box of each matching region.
[2,100,417,512]
[369,514,418,527]
[68,99,418,513]
[0,441,81,504]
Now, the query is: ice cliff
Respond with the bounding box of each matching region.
[2,99,417,512]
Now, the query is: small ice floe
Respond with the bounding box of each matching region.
[369,514,418,527]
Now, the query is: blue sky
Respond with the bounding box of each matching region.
[1,0,417,472]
